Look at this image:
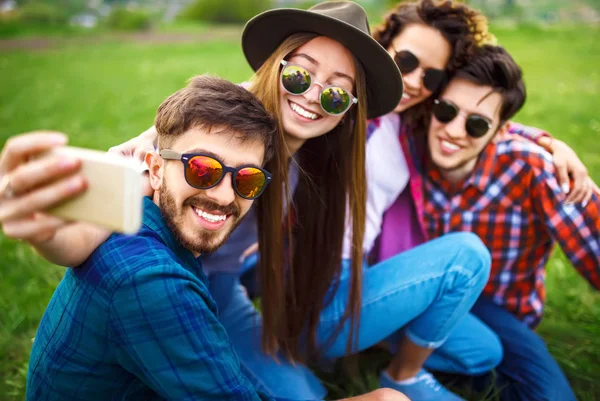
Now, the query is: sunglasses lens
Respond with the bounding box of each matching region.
[236,167,267,199]
[432,100,457,123]
[281,65,312,95]
[466,116,491,138]
[320,87,352,115]
[423,69,446,92]
[394,50,419,74]
[186,155,223,189]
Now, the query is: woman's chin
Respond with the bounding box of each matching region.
[394,103,408,113]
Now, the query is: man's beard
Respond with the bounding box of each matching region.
[159,181,243,255]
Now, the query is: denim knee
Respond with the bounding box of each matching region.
[447,232,491,287]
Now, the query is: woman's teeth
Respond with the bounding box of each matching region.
[193,207,226,223]
[441,139,460,151]
[290,102,318,120]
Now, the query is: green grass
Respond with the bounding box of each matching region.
[0,25,599,401]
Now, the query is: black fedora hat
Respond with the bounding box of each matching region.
[242,1,403,119]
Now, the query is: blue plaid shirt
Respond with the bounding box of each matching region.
[27,197,288,401]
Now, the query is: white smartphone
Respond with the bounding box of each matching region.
[40,146,144,234]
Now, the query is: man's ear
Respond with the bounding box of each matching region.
[493,121,510,142]
[146,151,163,192]
[497,121,510,137]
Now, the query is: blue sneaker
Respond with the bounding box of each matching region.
[379,369,465,401]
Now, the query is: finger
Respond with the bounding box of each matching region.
[7,156,81,196]
[133,148,149,163]
[565,185,585,205]
[0,175,86,221]
[240,242,259,262]
[564,167,588,204]
[564,177,584,204]
[108,144,132,157]
[0,132,67,174]
[141,173,154,197]
[581,178,594,207]
[554,159,570,196]
[592,180,600,196]
[2,213,67,242]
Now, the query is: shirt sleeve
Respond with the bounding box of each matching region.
[507,121,550,144]
[107,262,277,401]
[531,159,600,290]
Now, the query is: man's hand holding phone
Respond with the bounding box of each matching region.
[0,132,87,244]
[0,132,146,267]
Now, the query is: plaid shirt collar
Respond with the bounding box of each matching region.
[141,196,203,273]
[426,140,499,195]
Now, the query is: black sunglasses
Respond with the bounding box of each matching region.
[394,50,446,92]
[432,99,493,138]
[159,150,272,200]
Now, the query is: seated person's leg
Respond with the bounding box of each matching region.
[318,233,491,401]
[470,296,577,401]
[209,272,326,400]
[423,313,503,376]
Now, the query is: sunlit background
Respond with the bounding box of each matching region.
[0,1,598,400]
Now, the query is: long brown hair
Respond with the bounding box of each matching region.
[250,32,368,362]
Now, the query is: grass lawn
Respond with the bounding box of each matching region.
[1,24,599,400]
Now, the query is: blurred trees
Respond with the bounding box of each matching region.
[180,0,273,23]
[105,6,151,31]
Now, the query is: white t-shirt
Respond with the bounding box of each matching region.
[342,113,410,258]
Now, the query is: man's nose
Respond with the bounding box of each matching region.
[203,173,236,206]
[445,114,468,140]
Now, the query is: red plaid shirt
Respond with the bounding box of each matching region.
[423,133,600,327]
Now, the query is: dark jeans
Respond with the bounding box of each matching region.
[468,296,577,401]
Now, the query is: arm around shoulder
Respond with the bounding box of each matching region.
[531,160,600,290]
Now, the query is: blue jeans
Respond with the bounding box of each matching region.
[208,273,326,400]
[317,233,496,364]
[453,296,576,401]
[213,232,498,398]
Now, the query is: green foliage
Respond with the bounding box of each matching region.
[105,6,152,31]
[0,2,73,38]
[180,0,273,24]
[289,0,320,10]
[13,2,67,26]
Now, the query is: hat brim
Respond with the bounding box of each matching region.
[242,8,403,119]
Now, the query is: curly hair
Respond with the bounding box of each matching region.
[373,0,495,134]
[373,0,494,74]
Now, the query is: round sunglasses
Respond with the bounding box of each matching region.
[159,150,272,200]
[393,50,446,92]
[280,60,358,116]
[432,99,493,138]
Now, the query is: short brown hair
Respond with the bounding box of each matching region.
[155,75,278,161]
[455,45,526,122]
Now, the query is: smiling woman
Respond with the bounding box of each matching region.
[273,37,357,153]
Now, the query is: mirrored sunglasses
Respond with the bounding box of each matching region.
[432,99,493,138]
[280,60,358,116]
[394,50,446,92]
[160,150,272,200]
